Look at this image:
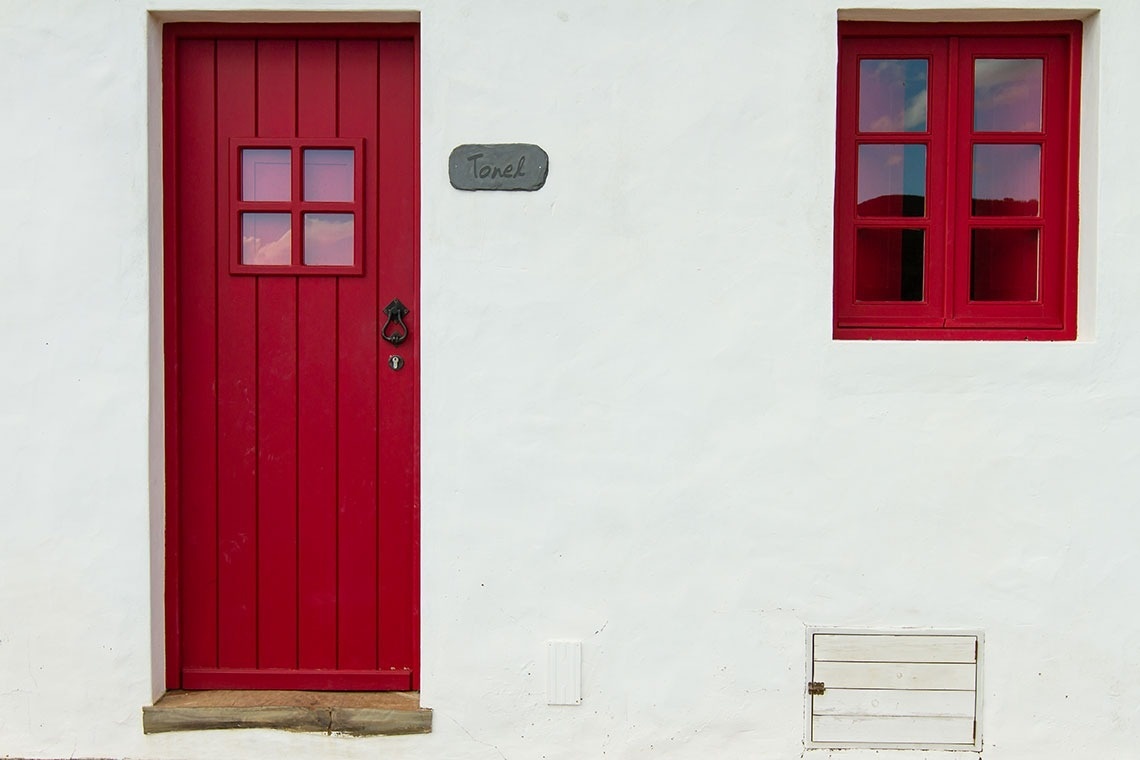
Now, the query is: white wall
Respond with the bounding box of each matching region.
[1,1,1138,758]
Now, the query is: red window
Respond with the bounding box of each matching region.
[232,138,364,275]
[834,22,1081,340]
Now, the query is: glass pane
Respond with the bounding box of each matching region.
[857,144,926,217]
[971,229,1039,301]
[859,59,928,132]
[972,144,1040,216]
[241,213,292,265]
[856,228,924,301]
[974,59,1043,132]
[304,149,354,202]
[303,213,354,266]
[242,149,291,201]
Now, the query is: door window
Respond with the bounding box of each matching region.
[233,139,364,274]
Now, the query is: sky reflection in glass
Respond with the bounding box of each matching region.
[974,59,1043,132]
[860,59,928,132]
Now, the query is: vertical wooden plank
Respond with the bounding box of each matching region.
[255,39,300,670]
[375,38,417,671]
[163,26,183,688]
[175,37,219,673]
[214,39,259,669]
[336,39,380,670]
[296,39,339,670]
[408,28,421,690]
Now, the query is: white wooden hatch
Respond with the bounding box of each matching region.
[806,629,983,751]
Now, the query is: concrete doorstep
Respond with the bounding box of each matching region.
[142,690,432,736]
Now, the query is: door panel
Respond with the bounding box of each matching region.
[165,25,419,691]
[296,38,340,672]
[255,39,301,672]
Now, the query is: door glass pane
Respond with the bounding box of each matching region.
[856,228,924,301]
[972,144,1040,216]
[859,59,928,132]
[303,213,354,266]
[242,149,291,201]
[974,59,1043,132]
[857,144,926,217]
[971,229,1039,301]
[242,213,292,265]
[304,149,355,202]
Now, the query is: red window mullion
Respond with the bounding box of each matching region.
[925,38,950,326]
[291,146,303,266]
[942,37,961,327]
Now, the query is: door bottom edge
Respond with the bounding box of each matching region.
[181,667,412,691]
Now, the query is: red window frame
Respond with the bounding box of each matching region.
[834,21,1081,340]
[230,137,365,275]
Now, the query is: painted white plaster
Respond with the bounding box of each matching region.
[1,1,1137,758]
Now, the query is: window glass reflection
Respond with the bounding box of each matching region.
[859,59,928,132]
[304,149,354,202]
[303,214,354,266]
[242,149,291,201]
[242,213,292,265]
[971,229,1039,301]
[974,59,1043,132]
[857,144,926,217]
[856,228,925,301]
[973,144,1040,216]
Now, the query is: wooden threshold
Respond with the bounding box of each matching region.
[142,690,431,736]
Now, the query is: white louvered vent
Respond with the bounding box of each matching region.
[546,640,582,705]
[806,629,982,751]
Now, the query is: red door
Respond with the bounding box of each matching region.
[163,23,419,690]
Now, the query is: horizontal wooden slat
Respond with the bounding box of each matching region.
[812,715,975,745]
[813,688,976,718]
[814,634,977,663]
[814,661,976,691]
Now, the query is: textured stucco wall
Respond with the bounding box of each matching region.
[1,2,1137,759]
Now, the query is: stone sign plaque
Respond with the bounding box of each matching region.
[449,143,549,191]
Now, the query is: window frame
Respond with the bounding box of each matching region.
[834,21,1082,340]
[230,137,365,276]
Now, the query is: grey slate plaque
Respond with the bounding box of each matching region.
[449,144,548,191]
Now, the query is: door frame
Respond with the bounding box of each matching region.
[161,21,421,690]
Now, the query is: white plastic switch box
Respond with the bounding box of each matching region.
[546,639,582,705]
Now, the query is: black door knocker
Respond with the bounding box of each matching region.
[381,298,410,345]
